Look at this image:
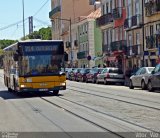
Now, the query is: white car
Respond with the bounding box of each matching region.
[129,67,154,90]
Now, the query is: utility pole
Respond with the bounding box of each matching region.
[22,0,25,39]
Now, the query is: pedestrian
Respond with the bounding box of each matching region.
[125,67,131,86]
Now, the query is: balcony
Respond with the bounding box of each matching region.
[49,6,61,18]
[66,41,71,48]
[77,51,87,59]
[112,7,122,20]
[131,14,142,27]
[96,13,113,27]
[146,35,157,49]
[145,0,160,16]
[127,45,141,56]
[102,44,110,53]
[110,40,127,53]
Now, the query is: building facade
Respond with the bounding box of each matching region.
[125,0,143,69]
[143,0,160,67]
[49,0,97,67]
[77,8,102,68]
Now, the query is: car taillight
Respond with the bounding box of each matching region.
[106,73,110,78]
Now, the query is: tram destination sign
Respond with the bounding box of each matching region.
[22,45,59,55]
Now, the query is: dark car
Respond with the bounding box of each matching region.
[69,68,82,81]
[147,64,160,92]
[86,68,104,83]
[77,68,90,82]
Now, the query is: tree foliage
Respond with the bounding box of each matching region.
[0,39,17,49]
[26,27,52,40]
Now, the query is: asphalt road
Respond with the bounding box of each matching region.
[0,70,160,138]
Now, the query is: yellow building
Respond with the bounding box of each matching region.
[125,0,143,68]
[144,0,160,67]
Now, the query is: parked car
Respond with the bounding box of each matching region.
[66,68,74,79]
[129,67,154,90]
[96,68,124,85]
[77,68,90,82]
[147,64,160,92]
[69,68,82,81]
[86,68,104,83]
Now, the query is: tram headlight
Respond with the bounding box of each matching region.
[20,85,26,88]
[60,83,66,86]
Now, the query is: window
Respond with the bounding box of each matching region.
[102,4,105,15]
[106,3,109,14]
[150,25,154,35]
[140,68,146,74]
[135,68,142,75]
[115,28,119,41]
[154,64,160,73]
[135,0,140,15]
[136,33,140,44]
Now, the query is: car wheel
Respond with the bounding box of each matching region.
[129,80,134,89]
[141,80,147,90]
[148,81,154,92]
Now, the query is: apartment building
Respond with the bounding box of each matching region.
[49,0,97,67]
[144,0,160,67]
[77,7,102,68]
[98,0,126,71]
[124,0,143,68]
[96,0,114,67]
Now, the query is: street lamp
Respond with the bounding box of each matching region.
[51,18,73,67]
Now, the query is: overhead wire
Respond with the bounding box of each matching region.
[0,0,50,37]
[33,0,49,17]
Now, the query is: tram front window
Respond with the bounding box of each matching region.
[20,54,63,76]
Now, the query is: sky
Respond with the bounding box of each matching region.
[0,0,51,40]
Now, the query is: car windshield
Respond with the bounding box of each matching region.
[19,54,63,76]
[147,67,154,73]
[109,68,123,74]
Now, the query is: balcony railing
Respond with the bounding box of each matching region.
[77,51,87,59]
[110,40,127,53]
[131,14,142,27]
[132,45,141,55]
[112,7,122,20]
[102,44,110,53]
[146,35,157,49]
[145,0,160,16]
[49,6,61,18]
[96,13,113,27]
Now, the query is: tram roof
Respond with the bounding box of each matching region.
[3,39,63,51]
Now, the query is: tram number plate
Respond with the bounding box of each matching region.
[39,89,48,91]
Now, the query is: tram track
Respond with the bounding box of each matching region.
[1,87,158,137]
[67,85,160,111]
[67,84,160,105]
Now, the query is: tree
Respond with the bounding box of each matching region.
[25,27,52,40]
[0,39,17,49]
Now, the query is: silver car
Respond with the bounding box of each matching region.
[96,68,124,85]
[129,67,154,90]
